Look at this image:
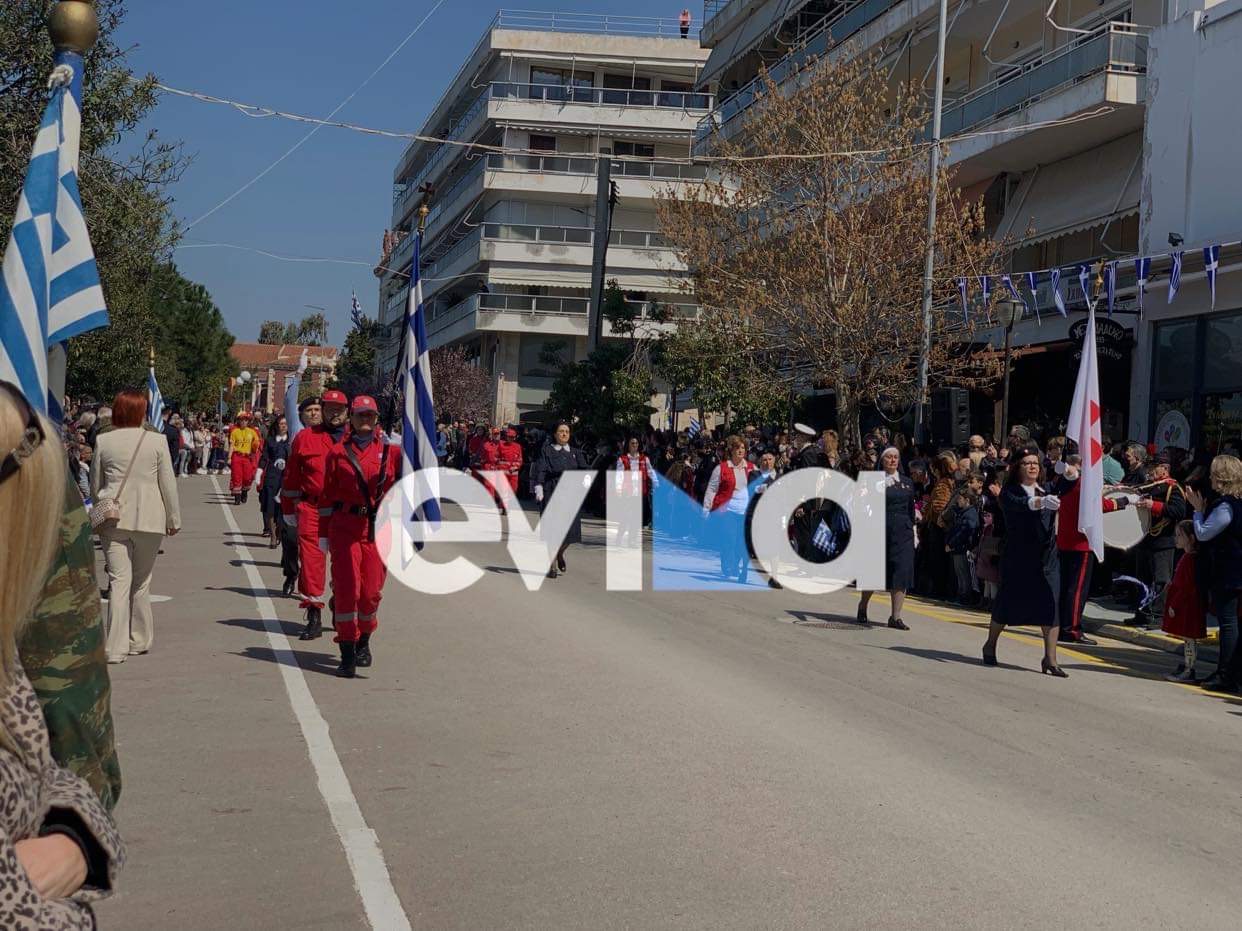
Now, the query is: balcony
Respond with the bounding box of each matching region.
[490,81,712,111]
[395,89,489,221]
[479,223,671,249]
[492,10,697,39]
[940,23,1148,139]
[423,228,484,284]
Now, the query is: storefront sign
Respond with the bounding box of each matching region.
[1070,317,1129,362]
[1155,409,1191,451]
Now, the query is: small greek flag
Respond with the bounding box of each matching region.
[978,274,991,310]
[1001,274,1027,313]
[1204,245,1220,309]
[147,365,164,427]
[0,76,108,415]
[957,278,969,323]
[350,290,363,328]
[401,232,442,551]
[811,518,834,555]
[1050,267,1067,317]
[1079,265,1093,311]
[1134,257,1151,317]
[1025,271,1041,324]
[1168,250,1183,304]
[1105,261,1117,317]
[688,417,702,438]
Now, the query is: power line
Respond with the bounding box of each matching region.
[182,0,448,232]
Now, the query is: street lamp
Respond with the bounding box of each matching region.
[995,298,1022,442]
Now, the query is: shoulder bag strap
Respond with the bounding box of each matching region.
[115,429,148,503]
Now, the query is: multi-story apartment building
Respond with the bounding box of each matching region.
[694,0,1172,444]
[376,11,710,424]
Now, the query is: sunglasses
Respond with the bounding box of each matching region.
[0,381,46,488]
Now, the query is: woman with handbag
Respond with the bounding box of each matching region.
[89,389,181,665]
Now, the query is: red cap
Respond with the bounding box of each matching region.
[351,395,378,413]
[321,389,348,406]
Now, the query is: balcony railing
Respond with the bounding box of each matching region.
[386,232,415,277]
[423,159,486,232]
[940,22,1148,137]
[486,153,708,181]
[396,88,489,218]
[696,0,904,146]
[427,294,479,336]
[423,228,483,282]
[480,293,590,315]
[479,223,671,249]
[494,10,699,38]
[491,82,712,110]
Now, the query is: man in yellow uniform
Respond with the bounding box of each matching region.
[228,411,262,505]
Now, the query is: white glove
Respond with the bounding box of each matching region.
[255,470,264,488]
[274,458,286,470]
[581,473,594,489]
[318,537,329,553]
[1041,494,1061,512]
[534,486,544,503]
[1053,460,1067,475]
[282,514,297,529]
[1122,493,1141,505]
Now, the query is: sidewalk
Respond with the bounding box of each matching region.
[1083,598,1217,665]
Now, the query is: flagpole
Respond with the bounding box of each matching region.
[385,200,430,431]
[45,2,99,418]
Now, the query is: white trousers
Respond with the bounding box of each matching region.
[102,528,163,660]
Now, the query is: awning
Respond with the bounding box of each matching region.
[701,0,808,88]
[996,133,1142,245]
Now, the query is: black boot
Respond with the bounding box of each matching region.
[337,641,357,678]
[299,606,322,641]
[355,633,373,668]
[233,492,241,506]
[282,576,295,597]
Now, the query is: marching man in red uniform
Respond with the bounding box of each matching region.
[497,427,524,498]
[281,389,350,641]
[320,395,399,678]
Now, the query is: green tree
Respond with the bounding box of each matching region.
[334,314,383,398]
[257,313,329,346]
[152,265,237,410]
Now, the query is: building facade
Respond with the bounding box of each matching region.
[694,0,1184,444]
[375,11,710,425]
[228,343,339,415]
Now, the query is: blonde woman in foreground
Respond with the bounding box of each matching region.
[0,381,124,928]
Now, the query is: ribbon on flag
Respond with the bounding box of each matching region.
[1134,257,1151,317]
[1050,267,1067,317]
[1168,250,1183,304]
[1205,245,1220,309]
[957,278,969,323]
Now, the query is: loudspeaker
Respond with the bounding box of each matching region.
[931,387,971,448]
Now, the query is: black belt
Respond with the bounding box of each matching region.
[343,504,374,518]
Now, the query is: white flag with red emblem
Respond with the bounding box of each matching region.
[1067,305,1105,560]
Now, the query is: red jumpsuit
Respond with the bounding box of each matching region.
[321,435,399,644]
[497,439,523,494]
[228,425,261,494]
[281,425,341,609]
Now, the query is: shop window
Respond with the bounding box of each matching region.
[1152,320,1197,396]
[1201,392,1242,450]
[1203,311,1242,391]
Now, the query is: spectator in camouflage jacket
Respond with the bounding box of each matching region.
[18,468,122,811]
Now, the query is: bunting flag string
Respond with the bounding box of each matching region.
[1078,265,1095,312]
[1001,274,1027,315]
[978,274,991,312]
[1050,267,1067,317]
[1025,270,1041,325]
[1135,256,1151,317]
[1204,245,1219,309]
[1168,250,1183,304]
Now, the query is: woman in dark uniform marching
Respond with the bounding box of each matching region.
[857,447,914,630]
[531,422,593,579]
[982,445,1068,677]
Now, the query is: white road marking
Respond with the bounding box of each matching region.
[211,477,411,930]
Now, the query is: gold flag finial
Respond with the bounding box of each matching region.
[48,1,100,54]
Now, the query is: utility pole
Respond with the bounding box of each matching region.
[45,2,99,417]
[587,156,615,352]
[913,0,949,446]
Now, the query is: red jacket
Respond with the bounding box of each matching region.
[479,439,503,470]
[281,426,341,514]
[707,459,756,512]
[1055,476,1123,552]
[497,440,523,474]
[617,453,654,496]
[320,435,399,537]
[1162,551,1206,639]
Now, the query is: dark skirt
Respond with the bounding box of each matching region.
[992,543,1059,627]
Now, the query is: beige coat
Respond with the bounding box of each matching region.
[0,663,124,928]
[89,427,181,534]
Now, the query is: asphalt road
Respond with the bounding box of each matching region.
[94,477,1242,930]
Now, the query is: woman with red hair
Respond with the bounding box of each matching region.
[90,389,181,663]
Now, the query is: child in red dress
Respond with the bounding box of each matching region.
[1162,520,1207,682]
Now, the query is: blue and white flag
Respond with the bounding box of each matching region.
[0,77,107,415]
[957,278,969,323]
[1168,250,1183,304]
[688,417,702,438]
[1024,271,1041,324]
[401,233,442,551]
[1204,245,1220,309]
[1001,274,1027,313]
[1134,257,1151,317]
[978,274,991,310]
[811,519,834,555]
[1079,265,1093,311]
[285,346,308,440]
[1050,267,1067,317]
[350,290,363,328]
[1105,261,1117,317]
[147,366,164,427]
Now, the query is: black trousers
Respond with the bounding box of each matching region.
[279,521,299,581]
[1058,550,1094,639]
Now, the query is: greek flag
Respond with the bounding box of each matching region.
[978,274,991,310]
[147,365,164,427]
[957,278,968,323]
[1105,261,1117,317]
[1025,271,1041,324]
[688,417,702,438]
[1001,274,1027,314]
[811,519,834,555]
[1168,250,1183,304]
[1134,257,1151,317]
[1204,245,1220,309]
[1050,267,1067,317]
[0,80,107,415]
[401,233,442,548]
[1079,265,1093,311]
[350,290,363,328]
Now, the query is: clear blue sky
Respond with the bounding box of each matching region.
[121,0,694,345]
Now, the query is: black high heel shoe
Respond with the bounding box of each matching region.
[981,647,998,667]
[1041,657,1069,678]
[856,604,869,625]
[887,617,909,631]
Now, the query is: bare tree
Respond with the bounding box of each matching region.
[429,346,491,423]
[657,49,1002,445]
